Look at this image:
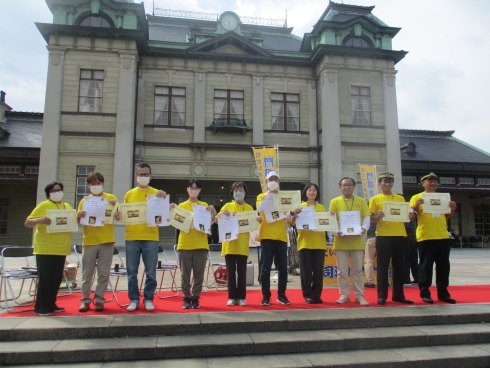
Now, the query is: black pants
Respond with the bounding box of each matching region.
[404,240,419,284]
[376,236,405,301]
[298,249,325,300]
[260,239,288,297]
[35,255,66,313]
[225,254,248,300]
[418,239,451,299]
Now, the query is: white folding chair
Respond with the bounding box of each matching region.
[139,246,179,299]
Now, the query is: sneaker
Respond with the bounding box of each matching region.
[355,297,370,306]
[34,311,52,316]
[53,305,65,313]
[182,298,191,309]
[95,302,105,312]
[144,301,155,311]
[227,299,236,306]
[336,296,350,304]
[403,283,412,287]
[261,297,270,306]
[238,299,247,306]
[78,303,90,312]
[127,301,138,312]
[191,298,200,309]
[277,295,291,305]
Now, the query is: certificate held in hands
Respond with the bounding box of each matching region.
[169,206,193,233]
[382,201,410,222]
[339,211,361,236]
[274,190,301,211]
[80,196,106,227]
[119,202,148,224]
[237,211,259,233]
[422,193,451,214]
[46,209,78,233]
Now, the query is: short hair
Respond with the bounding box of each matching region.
[187,179,202,189]
[339,177,356,187]
[301,183,320,202]
[230,181,248,199]
[86,172,104,184]
[44,181,64,199]
[136,163,151,174]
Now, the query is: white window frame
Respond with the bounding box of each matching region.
[439,177,456,185]
[76,165,95,207]
[0,165,21,174]
[402,176,417,183]
[459,177,474,185]
[477,178,490,186]
[79,70,104,113]
[351,86,371,125]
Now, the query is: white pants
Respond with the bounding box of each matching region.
[364,237,376,284]
[336,250,365,299]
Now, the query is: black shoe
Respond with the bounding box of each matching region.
[191,298,200,309]
[364,283,376,288]
[422,296,434,304]
[314,298,323,304]
[305,297,315,304]
[182,298,191,309]
[53,304,65,313]
[438,297,456,304]
[34,310,52,316]
[393,298,414,304]
[277,295,291,305]
[261,297,270,306]
[377,299,386,305]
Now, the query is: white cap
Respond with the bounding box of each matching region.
[266,170,280,180]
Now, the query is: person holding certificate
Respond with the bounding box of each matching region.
[124,163,167,312]
[218,182,258,306]
[410,173,457,304]
[369,173,414,305]
[291,183,326,304]
[24,181,73,316]
[329,177,370,306]
[257,171,301,306]
[77,172,119,312]
[172,179,216,309]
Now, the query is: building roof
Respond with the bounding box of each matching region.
[399,129,490,164]
[0,112,43,149]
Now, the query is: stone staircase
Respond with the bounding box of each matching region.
[2,304,490,367]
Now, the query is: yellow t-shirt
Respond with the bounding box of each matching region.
[369,193,407,237]
[177,200,210,251]
[410,192,449,242]
[256,192,288,243]
[78,193,117,246]
[124,186,159,241]
[219,201,254,257]
[297,202,327,251]
[329,195,370,251]
[27,200,73,256]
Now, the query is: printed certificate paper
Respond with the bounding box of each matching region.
[274,190,301,211]
[260,192,287,223]
[315,212,339,232]
[422,193,451,214]
[80,196,106,226]
[383,201,410,222]
[146,195,170,227]
[295,206,317,230]
[46,209,78,233]
[339,211,361,236]
[237,211,259,233]
[169,206,192,233]
[119,202,147,225]
[249,230,260,248]
[193,204,212,234]
[217,212,239,242]
[105,202,117,225]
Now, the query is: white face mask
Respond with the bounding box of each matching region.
[267,181,279,191]
[189,189,200,198]
[49,191,64,202]
[90,185,103,195]
[233,191,245,201]
[137,176,150,186]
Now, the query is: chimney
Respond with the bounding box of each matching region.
[0,90,13,122]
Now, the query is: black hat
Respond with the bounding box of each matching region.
[378,172,395,182]
[421,173,439,182]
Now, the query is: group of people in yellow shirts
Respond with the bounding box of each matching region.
[25,163,456,315]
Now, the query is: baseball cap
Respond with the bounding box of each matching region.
[421,173,439,182]
[266,171,280,180]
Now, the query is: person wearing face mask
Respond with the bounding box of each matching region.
[217,182,261,306]
[256,171,302,306]
[25,181,73,316]
[76,172,120,312]
[170,179,216,309]
[124,163,167,312]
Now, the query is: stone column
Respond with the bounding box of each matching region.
[307,79,318,184]
[382,70,403,194]
[36,46,66,203]
[252,75,264,145]
[319,68,343,204]
[135,68,146,142]
[193,72,206,143]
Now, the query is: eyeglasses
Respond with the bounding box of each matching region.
[137,173,151,177]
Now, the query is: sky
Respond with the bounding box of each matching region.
[1,0,489,153]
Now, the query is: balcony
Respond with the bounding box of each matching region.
[207,117,251,135]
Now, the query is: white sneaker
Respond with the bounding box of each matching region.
[144,301,155,311]
[227,299,236,306]
[336,296,350,304]
[127,302,138,312]
[355,297,370,306]
[238,299,247,306]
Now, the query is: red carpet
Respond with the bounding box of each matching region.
[3,285,490,317]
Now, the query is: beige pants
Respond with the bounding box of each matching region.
[364,237,377,284]
[178,249,208,299]
[81,243,114,304]
[336,250,365,299]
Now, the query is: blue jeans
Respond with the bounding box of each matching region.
[126,240,158,303]
[260,239,288,297]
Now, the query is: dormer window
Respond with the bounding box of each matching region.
[78,15,113,28]
[401,141,417,156]
[343,36,372,48]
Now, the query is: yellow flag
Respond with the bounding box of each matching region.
[359,164,377,201]
[253,147,278,192]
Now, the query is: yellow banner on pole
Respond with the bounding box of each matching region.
[253,147,278,193]
[359,164,377,202]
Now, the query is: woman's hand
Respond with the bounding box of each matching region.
[114,211,121,221]
[109,200,117,206]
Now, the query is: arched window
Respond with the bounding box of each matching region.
[343,36,372,48]
[78,15,113,28]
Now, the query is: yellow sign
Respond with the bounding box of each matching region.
[359,164,377,202]
[253,147,278,192]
